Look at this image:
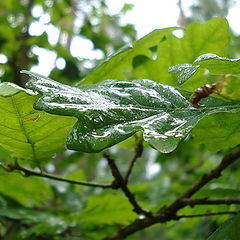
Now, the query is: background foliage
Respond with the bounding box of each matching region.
[0,0,240,239]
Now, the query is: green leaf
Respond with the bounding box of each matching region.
[132,18,230,90]
[65,169,86,190]
[0,207,68,236]
[207,214,240,240]
[73,194,137,225]
[83,27,177,84]
[194,53,240,74]
[169,53,240,85]
[192,112,240,152]
[0,169,53,208]
[0,81,76,167]
[196,188,240,198]
[24,71,240,153]
[168,64,199,85]
[21,216,68,237]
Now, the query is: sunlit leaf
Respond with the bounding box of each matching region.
[0,82,76,167]
[194,53,240,74]
[83,27,177,84]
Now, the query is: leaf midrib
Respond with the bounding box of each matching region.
[11,96,39,166]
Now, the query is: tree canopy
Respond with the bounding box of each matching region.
[0,1,240,240]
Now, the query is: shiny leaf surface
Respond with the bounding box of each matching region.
[194,53,240,74]
[170,53,240,85]
[24,71,240,153]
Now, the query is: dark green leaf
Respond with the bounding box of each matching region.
[0,207,68,236]
[23,71,240,153]
[207,214,240,240]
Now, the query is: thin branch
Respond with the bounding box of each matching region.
[176,211,240,219]
[180,149,240,199]
[2,163,112,188]
[104,153,152,217]
[124,136,143,183]
[103,148,240,240]
[182,197,240,206]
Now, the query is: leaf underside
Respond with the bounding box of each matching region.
[23,71,240,153]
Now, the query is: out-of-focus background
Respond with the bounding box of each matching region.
[0,0,238,83]
[0,1,240,239]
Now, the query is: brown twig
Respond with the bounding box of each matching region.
[182,197,240,206]
[124,136,143,183]
[103,148,240,240]
[2,163,112,188]
[104,153,152,217]
[176,211,240,219]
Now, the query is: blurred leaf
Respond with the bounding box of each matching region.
[207,214,240,240]
[21,216,68,237]
[196,188,240,198]
[24,71,240,154]
[192,112,240,152]
[65,169,86,190]
[73,194,137,225]
[0,207,68,237]
[0,82,76,167]
[0,170,53,208]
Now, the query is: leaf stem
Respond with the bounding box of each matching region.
[182,197,240,206]
[104,153,152,217]
[104,148,240,240]
[175,211,240,219]
[3,163,112,188]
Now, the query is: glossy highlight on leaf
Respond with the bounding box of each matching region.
[194,53,240,74]
[168,64,199,85]
[23,71,240,153]
[169,53,240,85]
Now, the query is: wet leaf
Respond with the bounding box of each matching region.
[169,53,240,85]
[83,18,229,91]
[194,53,240,74]
[23,71,240,153]
[168,64,199,85]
